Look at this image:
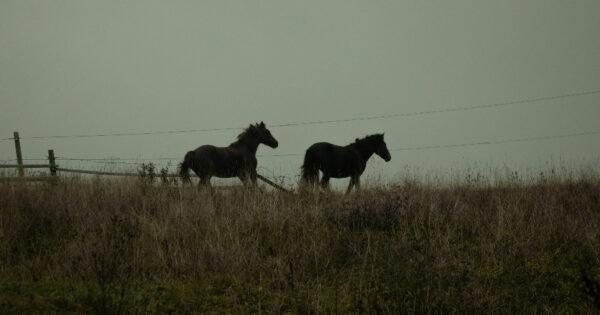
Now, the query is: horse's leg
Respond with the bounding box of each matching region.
[249,169,258,187]
[238,172,250,188]
[320,174,331,191]
[199,175,213,193]
[307,169,320,192]
[354,176,361,191]
[191,165,205,187]
[345,176,357,195]
[250,170,266,193]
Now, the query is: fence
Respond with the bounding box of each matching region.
[0,132,291,192]
[0,132,58,182]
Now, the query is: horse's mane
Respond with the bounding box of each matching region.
[237,124,258,141]
[229,123,261,147]
[353,134,384,146]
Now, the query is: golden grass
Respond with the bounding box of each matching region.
[0,174,599,313]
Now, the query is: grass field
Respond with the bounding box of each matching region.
[1,172,599,313]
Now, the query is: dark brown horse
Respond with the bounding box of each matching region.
[179,122,278,188]
[301,134,391,193]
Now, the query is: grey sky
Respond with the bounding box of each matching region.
[1,0,599,185]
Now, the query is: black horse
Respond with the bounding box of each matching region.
[179,122,278,188]
[301,134,391,193]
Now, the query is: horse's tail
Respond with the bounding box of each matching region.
[301,148,319,185]
[179,151,194,183]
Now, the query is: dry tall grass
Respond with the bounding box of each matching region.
[0,173,599,313]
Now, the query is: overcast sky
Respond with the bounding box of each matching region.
[1,0,599,185]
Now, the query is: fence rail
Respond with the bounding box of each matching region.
[0,164,51,169]
[0,176,57,183]
[0,135,57,182]
[55,167,291,192]
[56,167,139,177]
[56,167,192,178]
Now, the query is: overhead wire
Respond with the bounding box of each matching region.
[392,130,600,151]
[49,129,600,162]
[8,88,600,140]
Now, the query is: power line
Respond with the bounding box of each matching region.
[63,159,144,165]
[270,89,600,128]
[392,130,600,151]
[51,129,600,162]
[55,154,301,162]
[1,158,48,162]
[11,88,600,140]
[55,154,301,161]
[22,127,241,140]
[261,130,600,155]
[57,157,175,162]
[258,153,304,157]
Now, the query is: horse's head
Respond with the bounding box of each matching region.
[254,121,279,148]
[373,133,391,162]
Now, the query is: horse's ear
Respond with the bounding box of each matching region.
[260,121,265,128]
[355,138,359,142]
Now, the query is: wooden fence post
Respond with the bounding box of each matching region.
[48,149,57,177]
[13,132,24,177]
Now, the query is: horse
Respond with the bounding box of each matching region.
[301,134,391,193]
[179,122,278,189]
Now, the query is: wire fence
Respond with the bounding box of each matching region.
[31,129,599,164]
[1,128,598,190]
[1,88,599,188]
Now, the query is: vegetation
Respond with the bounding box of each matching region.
[1,172,599,313]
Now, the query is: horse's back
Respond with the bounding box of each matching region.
[306,142,338,154]
[193,144,218,154]
[305,142,342,165]
[304,142,363,178]
[305,142,335,161]
[191,144,250,178]
[193,145,244,162]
